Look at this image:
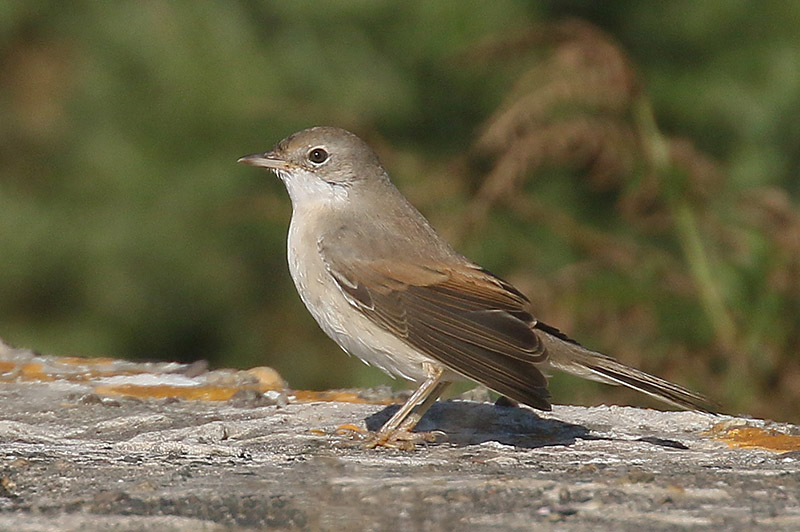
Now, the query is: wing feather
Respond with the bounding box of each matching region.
[321,245,551,410]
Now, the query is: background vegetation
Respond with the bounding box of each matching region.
[1,1,798,422]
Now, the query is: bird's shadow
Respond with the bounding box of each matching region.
[365,400,590,449]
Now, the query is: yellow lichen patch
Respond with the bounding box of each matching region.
[710,423,800,453]
[293,390,397,405]
[334,424,367,435]
[247,366,286,390]
[93,383,255,402]
[0,360,53,382]
[0,357,153,384]
[19,363,54,381]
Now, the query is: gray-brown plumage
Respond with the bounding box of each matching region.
[239,126,715,447]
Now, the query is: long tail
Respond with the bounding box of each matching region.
[536,322,717,413]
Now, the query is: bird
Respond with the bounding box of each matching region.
[238,126,715,448]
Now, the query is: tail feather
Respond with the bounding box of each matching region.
[536,323,717,413]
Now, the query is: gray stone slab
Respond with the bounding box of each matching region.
[0,342,798,531]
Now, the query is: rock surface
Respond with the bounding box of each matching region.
[0,340,798,531]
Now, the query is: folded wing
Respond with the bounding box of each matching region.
[320,242,552,410]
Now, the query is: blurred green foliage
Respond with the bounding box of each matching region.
[1,1,798,422]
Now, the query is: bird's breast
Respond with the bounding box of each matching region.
[285,209,435,382]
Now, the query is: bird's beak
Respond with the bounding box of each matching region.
[237,152,292,171]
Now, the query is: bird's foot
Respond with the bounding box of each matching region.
[332,423,446,450]
[363,429,448,450]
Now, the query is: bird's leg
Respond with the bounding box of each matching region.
[365,364,449,449]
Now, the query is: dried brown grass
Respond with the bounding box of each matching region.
[454,19,800,421]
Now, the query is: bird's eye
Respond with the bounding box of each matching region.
[307,147,329,164]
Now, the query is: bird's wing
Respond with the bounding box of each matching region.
[319,238,552,410]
